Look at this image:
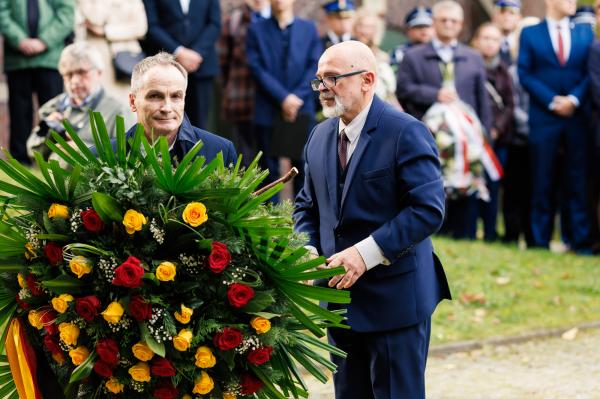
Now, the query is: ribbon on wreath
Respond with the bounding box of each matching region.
[5,318,42,399]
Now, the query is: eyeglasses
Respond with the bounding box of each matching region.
[310,70,367,91]
[62,68,95,79]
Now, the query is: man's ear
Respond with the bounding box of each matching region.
[129,92,137,112]
[362,71,376,91]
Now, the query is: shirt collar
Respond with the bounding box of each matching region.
[547,16,570,29]
[432,37,458,50]
[338,97,374,143]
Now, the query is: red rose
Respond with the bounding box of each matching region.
[213,327,243,351]
[44,242,63,266]
[227,283,254,308]
[93,360,113,378]
[75,295,101,321]
[26,274,44,296]
[151,357,176,377]
[152,380,179,399]
[43,334,61,355]
[81,209,104,233]
[96,338,119,367]
[206,242,231,273]
[247,346,273,365]
[112,256,145,288]
[240,373,263,395]
[128,295,152,321]
[15,295,30,310]
[40,309,58,335]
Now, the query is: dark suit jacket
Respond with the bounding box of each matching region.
[142,0,220,78]
[293,96,451,333]
[113,115,237,166]
[589,40,600,148]
[397,42,492,131]
[246,17,322,127]
[518,20,593,127]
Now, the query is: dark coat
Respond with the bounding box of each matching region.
[246,17,322,127]
[142,0,221,78]
[588,40,600,148]
[396,42,492,131]
[293,96,451,333]
[485,60,515,145]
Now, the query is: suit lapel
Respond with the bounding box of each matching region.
[541,20,563,67]
[325,119,340,217]
[339,97,385,213]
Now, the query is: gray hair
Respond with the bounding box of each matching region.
[58,42,104,74]
[130,52,188,93]
[432,0,464,20]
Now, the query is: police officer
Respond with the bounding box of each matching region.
[390,7,434,69]
[321,0,356,50]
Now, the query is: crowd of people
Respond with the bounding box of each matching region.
[2,0,600,254]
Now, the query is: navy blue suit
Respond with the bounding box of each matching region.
[110,115,237,166]
[294,96,451,398]
[246,16,322,194]
[142,0,221,129]
[518,20,593,249]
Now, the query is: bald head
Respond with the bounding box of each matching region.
[320,40,377,76]
[316,40,377,123]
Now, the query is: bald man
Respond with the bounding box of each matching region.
[294,41,451,399]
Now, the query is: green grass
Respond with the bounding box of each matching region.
[431,237,600,345]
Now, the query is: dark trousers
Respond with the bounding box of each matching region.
[185,77,213,130]
[231,122,257,168]
[442,194,478,240]
[6,68,63,164]
[502,143,533,245]
[529,120,590,249]
[328,318,431,399]
[479,172,500,241]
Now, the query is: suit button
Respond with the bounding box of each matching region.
[335,233,341,238]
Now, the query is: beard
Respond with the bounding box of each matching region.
[320,93,346,119]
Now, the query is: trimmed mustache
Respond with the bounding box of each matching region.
[320,93,335,101]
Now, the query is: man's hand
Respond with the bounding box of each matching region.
[551,96,576,117]
[18,38,46,56]
[437,87,459,103]
[282,94,303,122]
[45,112,64,122]
[326,246,367,290]
[175,47,203,73]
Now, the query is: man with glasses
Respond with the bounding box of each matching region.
[294,40,450,399]
[26,42,135,161]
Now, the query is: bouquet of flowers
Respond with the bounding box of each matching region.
[423,101,502,201]
[0,113,350,399]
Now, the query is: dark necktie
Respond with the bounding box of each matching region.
[338,129,349,170]
[556,25,566,66]
[27,0,39,38]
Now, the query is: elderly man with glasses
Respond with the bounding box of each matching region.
[294,40,450,399]
[26,42,135,161]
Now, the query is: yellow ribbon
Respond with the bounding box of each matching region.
[5,318,40,399]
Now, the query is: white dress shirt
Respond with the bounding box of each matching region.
[180,0,191,14]
[547,17,572,63]
[432,37,458,64]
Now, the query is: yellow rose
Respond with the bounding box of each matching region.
[182,395,192,399]
[28,310,43,330]
[156,261,176,282]
[132,341,155,362]
[250,316,271,334]
[173,329,193,352]
[192,371,214,395]
[51,294,74,314]
[174,304,193,324]
[48,203,69,219]
[105,377,124,394]
[68,346,90,366]
[223,393,237,399]
[128,362,151,382]
[102,301,125,324]
[17,273,26,288]
[52,352,66,364]
[24,243,38,261]
[122,209,147,235]
[194,346,216,369]
[182,202,208,227]
[58,322,80,346]
[69,256,93,278]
